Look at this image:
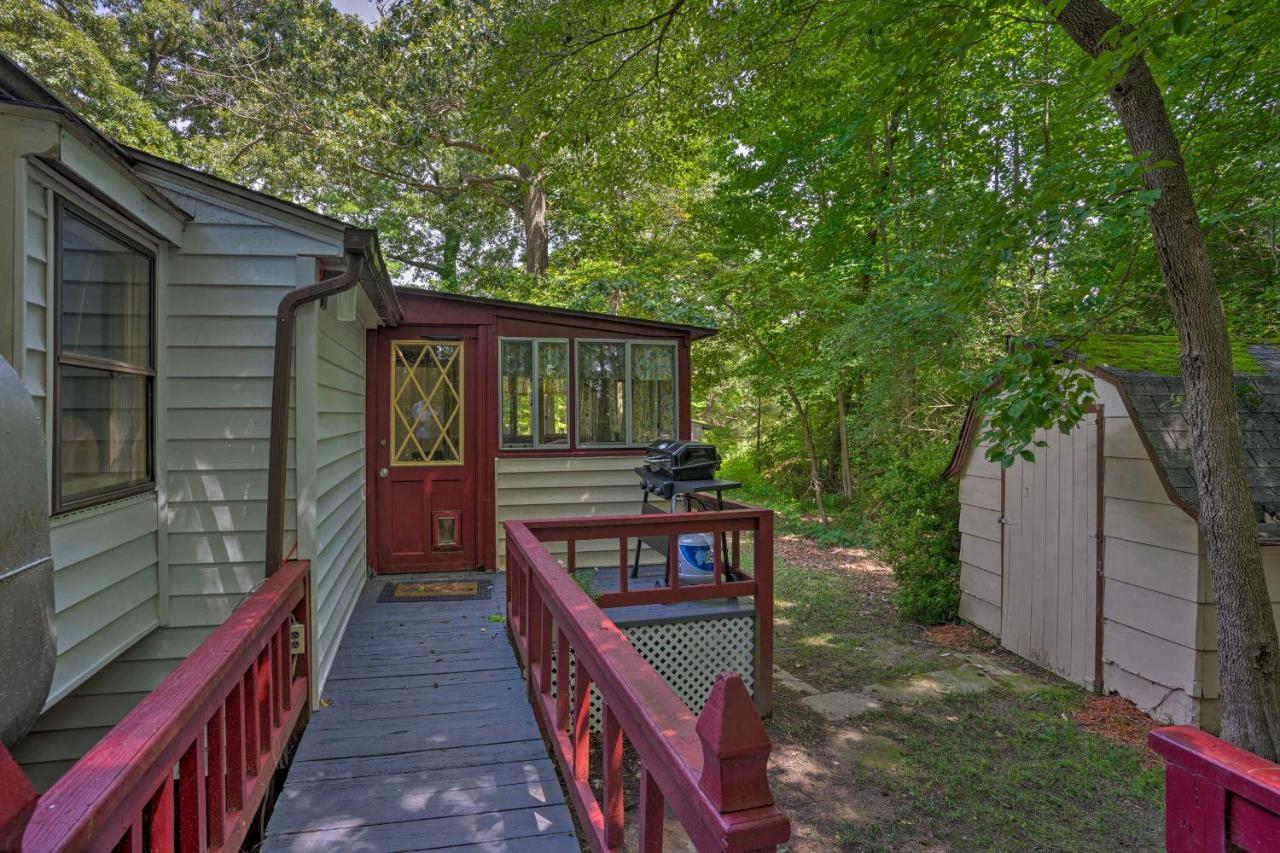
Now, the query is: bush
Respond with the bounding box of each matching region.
[859,445,961,624]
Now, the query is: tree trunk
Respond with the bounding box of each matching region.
[786,389,829,528]
[755,388,763,473]
[837,384,853,501]
[440,227,461,284]
[522,177,549,276]
[1048,0,1280,759]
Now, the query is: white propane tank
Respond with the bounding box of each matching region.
[676,533,716,583]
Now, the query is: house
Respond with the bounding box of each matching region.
[947,336,1280,728]
[0,50,755,816]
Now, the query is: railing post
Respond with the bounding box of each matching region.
[753,512,774,715]
[696,673,775,814]
[0,744,37,849]
[555,628,570,731]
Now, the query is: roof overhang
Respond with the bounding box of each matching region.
[391,287,717,340]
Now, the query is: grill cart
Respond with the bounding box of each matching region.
[632,441,741,582]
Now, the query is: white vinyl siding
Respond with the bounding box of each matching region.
[308,299,370,691]
[15,173,348,789]
[495,455,656,568]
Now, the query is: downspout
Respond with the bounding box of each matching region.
[264,258,362,577]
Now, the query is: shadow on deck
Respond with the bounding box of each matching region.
[262,572,578,852]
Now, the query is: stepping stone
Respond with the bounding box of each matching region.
[800,691,883,721]
[865,664,999,703]
[829,728,905,772]
[774,666,821,696]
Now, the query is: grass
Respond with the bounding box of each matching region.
[835,689,1164,850]
[773,560,944,690]
[768,558,1165,851]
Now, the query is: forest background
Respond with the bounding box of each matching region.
[5,0,1277,622]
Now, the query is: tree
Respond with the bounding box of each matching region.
[1045,0,1279,760]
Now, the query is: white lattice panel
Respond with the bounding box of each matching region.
[550,615,755,732]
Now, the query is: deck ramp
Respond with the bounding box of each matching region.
[263,573,578,852]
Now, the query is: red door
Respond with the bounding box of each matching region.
[374,329,479,572]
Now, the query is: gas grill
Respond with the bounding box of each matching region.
[632,440,741,581]
[642,439,721,482]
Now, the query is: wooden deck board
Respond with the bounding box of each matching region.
[264,573,578,853]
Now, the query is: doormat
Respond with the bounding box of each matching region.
[378,579,493,603]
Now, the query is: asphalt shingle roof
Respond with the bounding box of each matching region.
[1106,344,1280,541]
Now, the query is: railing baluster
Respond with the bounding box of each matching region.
[225,684,246,810]
[242,671,258,777]
[257,646,272,759]
[206,706,226,849]
[618,537,628,594]
[567,540,576,575]
[555,628,570,731]
[538,605,553,696]
[572,658,592,782]
[712,531,723,587]
[667,535,679,590]
[178,738,207,853]
[121,815,144,853]
[603,705,624,849]
[275,621,288,721]
[149,774,176,853]
[639,767,664,853]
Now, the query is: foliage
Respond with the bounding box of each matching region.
[859,446,961,623]
[9,0,1280,624]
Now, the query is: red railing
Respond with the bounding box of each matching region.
[22,559,311,852]
[505,512,789,852]
[1150,726,1280,852]
[518,502,774,714]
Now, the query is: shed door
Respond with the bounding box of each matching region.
[373,330,479,572]
[1001,411,1100,689]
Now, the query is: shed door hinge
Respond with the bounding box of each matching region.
[290,621,306,655]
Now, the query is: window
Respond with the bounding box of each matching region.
[630,342,677,444]
[576,340,678,447]
[500,339,569,448]
[55,206,154,512]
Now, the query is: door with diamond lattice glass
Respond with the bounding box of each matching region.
[375,333,479,571]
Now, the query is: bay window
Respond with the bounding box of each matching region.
[54,205,155,512]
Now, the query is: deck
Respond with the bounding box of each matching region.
[262,572,578,853]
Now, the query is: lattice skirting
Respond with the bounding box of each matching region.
[549,615,755,732]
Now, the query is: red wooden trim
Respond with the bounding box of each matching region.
[1150,726,1280,853]
[638,768,664,853]
[23,560,311,853]
[603,706,625,848]
[505,521,789,851]
[0,744,38,849]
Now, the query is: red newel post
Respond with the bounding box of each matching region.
[0,744,38,849]
[1150,725,1280,853]
[696,672,775,813]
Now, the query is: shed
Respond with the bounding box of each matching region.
[947,336,1280,729]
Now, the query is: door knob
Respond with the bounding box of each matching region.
[378,467,389,478]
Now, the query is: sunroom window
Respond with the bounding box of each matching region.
[500,339,569,448]
[55,207,154,512]
[577,340,678,447]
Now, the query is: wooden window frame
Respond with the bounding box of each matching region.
[52,200,157,514]
[389,339,465,467]
[574,338,679,449]
[498,337,570,450]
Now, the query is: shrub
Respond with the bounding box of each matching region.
[859,445,960,624]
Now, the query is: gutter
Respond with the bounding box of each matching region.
[264,229,400,577]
